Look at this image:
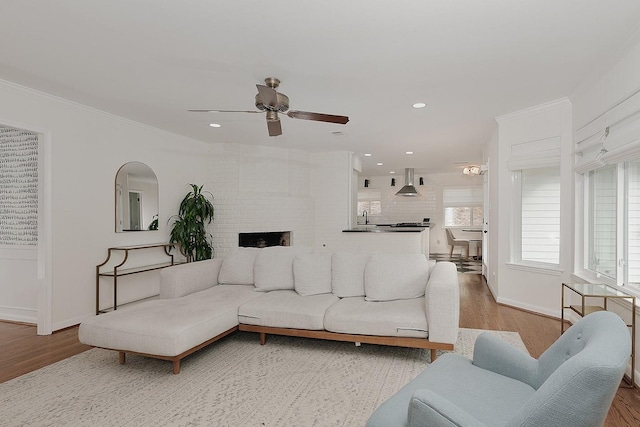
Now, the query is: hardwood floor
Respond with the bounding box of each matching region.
[0,322,90,383]
[1,273,639,425]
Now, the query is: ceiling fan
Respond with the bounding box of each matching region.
[188,77,349,137]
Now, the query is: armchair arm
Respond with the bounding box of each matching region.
[472,332,538,388]
[408,389,487,427]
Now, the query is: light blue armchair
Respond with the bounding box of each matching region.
[366,311,631,427]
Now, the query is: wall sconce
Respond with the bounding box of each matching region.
[419,177,424,185]
[364,179,370,188]
[462,165,488,175]
[391,178,396,186]
[463,165,481,175]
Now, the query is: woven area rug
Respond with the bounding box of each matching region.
[0,329,525,427]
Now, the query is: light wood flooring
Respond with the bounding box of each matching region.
[1,273,639,426]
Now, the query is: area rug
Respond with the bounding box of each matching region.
[0,329,525,427]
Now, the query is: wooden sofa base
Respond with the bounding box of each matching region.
[238,324,453,362]
[97,326,238,374]
[94,324,453,374]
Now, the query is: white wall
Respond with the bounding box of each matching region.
[0,79,318,332]
[493,98,573,317]
[358,172,483,254]
[484,129,499,297]
[310,151,353,252]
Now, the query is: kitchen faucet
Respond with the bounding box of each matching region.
[363,210,368,225]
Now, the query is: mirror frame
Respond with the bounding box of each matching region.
[115,161,159,232]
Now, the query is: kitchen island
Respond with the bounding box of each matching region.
[341,224,430,258]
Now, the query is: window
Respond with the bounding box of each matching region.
[628,161,640,286]
[520,167,561,265]
[512,166,561,266]
[357,200,381,216]
[357,190,382,216]
[583,160,640,291]
[443,187,483,227]
[587,166,617,278]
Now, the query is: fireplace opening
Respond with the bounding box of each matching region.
[239,231,290,248]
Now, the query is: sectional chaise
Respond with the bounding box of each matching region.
[79,246,460,374]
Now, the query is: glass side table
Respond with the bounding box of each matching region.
[561,282,636,387]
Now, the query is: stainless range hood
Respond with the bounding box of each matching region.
[395,168,419,196]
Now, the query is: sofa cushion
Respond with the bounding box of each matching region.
[364,254,430,302]
[254,246,311,291]
[294,252,333,296]
[331,252,370,298]
[79,285,261,357]
[238,290,339,330]
[324,296,428,338]
[218,247,259,285]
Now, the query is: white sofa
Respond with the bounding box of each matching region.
[79,247,460,374]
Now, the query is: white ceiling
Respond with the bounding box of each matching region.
[2,1,640,175]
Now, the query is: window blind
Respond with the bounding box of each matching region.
[443,187,482,206]
[627,161,640,285]
[588,166,617,278]
[575,90,640,174]
[520,167,560,264]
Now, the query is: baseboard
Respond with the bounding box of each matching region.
[52,313,92,333]
[496,297,559,319]
[0,305,37,324]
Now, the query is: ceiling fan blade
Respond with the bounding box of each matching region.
[286,110,349,124]
[188,109,261,113]
[267,119,282,137]
[256,84,279,107]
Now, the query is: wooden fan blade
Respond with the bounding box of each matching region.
[287,110,349,124]
[188,109,261,113]
[267,119,282,137]
[256,84,279,107]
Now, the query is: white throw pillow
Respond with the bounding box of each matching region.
[364,254,430,301]
[254,246,311,291]
[218,247,259,285]
[294,253,332,296]
[331,252,370,298]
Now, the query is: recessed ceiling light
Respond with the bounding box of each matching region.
[390,171,396,174]
[412,102,426,109]
[331,131,345,137]
[405,151,414,155]
[377,162,383,166]
[209,123,221,128]
[364,153,372,157]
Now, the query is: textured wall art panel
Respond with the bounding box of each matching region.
[0,125,38,246]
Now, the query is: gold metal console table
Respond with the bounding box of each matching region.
[96,243,176,315]
[561,282,636,387]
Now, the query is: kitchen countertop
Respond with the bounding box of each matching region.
[342,224,431,233]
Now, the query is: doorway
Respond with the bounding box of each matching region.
[0,123,52,334]
[128,191,142,231]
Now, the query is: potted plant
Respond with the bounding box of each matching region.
[169,184,215,262]
[148,214,159,230]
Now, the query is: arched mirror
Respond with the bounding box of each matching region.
[115,162,159,232]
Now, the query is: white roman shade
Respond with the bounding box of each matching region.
[442,187,482,207]
[575,90,640,173]
[507,136,561,170]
